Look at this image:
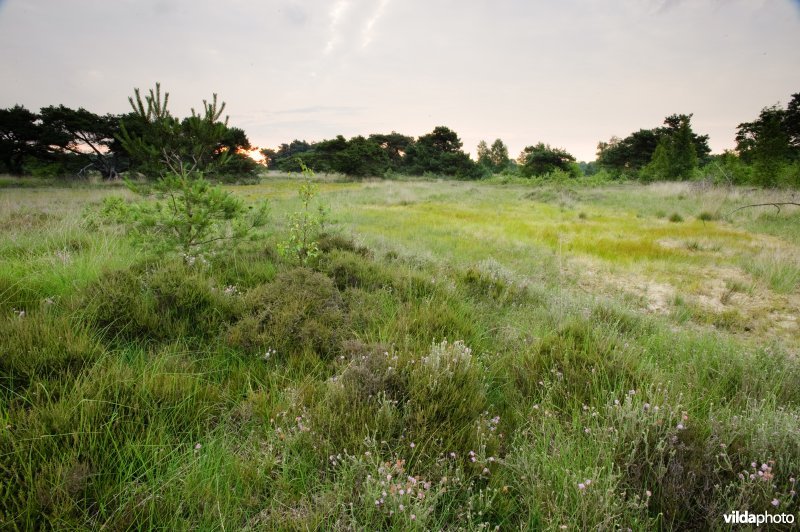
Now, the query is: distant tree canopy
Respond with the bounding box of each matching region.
[5,88,799,187]
[39,105,123,178]
[477,138,510,173]
[0,105,43,175]
[596,114,710,179]
[0,86,258,179]
[404,126,483,178]
[735,93,800,187]
[517,143,578,177]
[265,126,484,179]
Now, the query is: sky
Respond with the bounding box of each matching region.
[1,0,799,161]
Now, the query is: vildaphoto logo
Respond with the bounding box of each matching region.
[723,510,795,525]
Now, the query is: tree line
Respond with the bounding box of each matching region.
[1,88,798,187]
[0,91,258,179]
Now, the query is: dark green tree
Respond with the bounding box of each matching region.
[404,126,482,178]
[119,83,254,178]
[518,143,577,177]
[0,105,43,175]
[597,115,709,179]
[39,105,123,178]
[645,114,698,181]
[333,136,390,177]
[745,107,790,187]
[368,132,414,169]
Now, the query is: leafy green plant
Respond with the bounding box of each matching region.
[278,162,327,264]
[115,84,268,255]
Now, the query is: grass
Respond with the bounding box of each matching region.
[0,177,799,529]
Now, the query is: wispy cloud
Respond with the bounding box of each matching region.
[362,0,391,48]
[324,0,351,55]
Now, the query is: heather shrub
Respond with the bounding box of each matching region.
[228,268,347,358]
[315,346,407,451]
[79,261,241,342]
[406,340,490,454]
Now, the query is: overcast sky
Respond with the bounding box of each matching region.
[1,0,799,161]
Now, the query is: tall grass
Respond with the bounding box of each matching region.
[1,180,798,529]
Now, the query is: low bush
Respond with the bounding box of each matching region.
[228,267,348,359]
[78,261,241,342]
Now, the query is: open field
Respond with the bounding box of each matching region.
[1,177,799,529]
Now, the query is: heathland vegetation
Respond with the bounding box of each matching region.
[1,85,799,529]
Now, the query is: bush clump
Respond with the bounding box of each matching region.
[79,261,241,342]
[406,340,488,452]
[228,267,348,359]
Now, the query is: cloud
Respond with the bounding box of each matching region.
[362,0,391,48]
[324,0,351,55]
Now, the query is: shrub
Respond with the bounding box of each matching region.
[697,211,720,221]
[406,340,489,453]
[79,261,241,342]
[228,268,347,358]
[314,343,407,450]
[668,213,683,223]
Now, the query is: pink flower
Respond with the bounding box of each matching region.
[578,483,586,491]
[772,499,780,507]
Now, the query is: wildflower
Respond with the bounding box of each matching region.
[410,442,415,448]
[676,423,684,430]
[585,479,592,486]
[772,499,780,507]
[578,483,586,491]
[410,514,416,520]
[646,490,652,497]
[399,504,405,512]
[194,443,202,451]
